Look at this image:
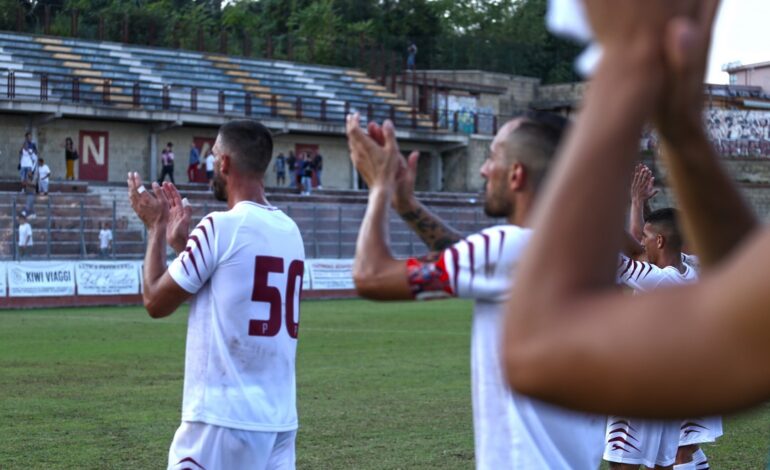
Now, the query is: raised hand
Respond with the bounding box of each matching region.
[654,0,721,143]
[127,172,168,230]
[161,182,193,253]
[346,113,402,191]
[630,164,659,204]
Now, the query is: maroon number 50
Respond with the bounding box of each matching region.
[249,256,304,339]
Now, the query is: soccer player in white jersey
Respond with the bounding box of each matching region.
[127,119,305,470]
[627,165,723,470]
[346,112,605,469]
[606,209,696,470]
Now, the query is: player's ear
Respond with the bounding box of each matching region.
[656,233,665,250]
[220,154,230,175]
[510,162,526,191]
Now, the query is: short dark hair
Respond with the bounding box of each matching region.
[506,111,570,191]
[167,142,173,147]
[645,208,683,253]
[218,119,274,173]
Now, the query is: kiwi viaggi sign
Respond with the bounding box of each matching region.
[8,262,76,297]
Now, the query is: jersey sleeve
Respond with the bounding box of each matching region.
[413,227,526,301]
[616,254,669,292]
[168,214,220,294]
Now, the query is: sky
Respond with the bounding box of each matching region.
[708,0,770,83]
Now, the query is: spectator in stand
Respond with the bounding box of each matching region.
[18,212,32,258]
[406,42,417,71]
[312,152,323,189]
[204,149,215,189]
[99,222,113,258]
[295,152,305,192]
[301,153,314,196]
[64,137,79,180]
[19,146,35,189]
[274,151,287,186]
[188,141,200,183]
[158,142,175,184]
[287,150,297,188]
[22,165,37,219]
[22,131,38,155]
[37,158,50,196]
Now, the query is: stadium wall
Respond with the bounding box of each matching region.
[0,113,453,190]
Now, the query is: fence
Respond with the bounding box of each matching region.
[3,193,496,261]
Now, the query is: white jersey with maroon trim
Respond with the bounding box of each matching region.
[606,254,700,466]
[439,225,605,470]
[168,201,305,432]
[616,254,698,291]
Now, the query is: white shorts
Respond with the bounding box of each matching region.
[680,417,723,445]
[168,421,296,470]
[604,417,680,467]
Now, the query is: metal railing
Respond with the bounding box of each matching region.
[3,193,494,261]
[1,70,504,136]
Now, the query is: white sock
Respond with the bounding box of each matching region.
[693,448,709,470]
[673,462,697,470]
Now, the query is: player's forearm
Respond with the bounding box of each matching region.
[628,199,645,242]
[395,197,462,251]
[516,53,659,301]
[353,186,396,294]
[659,131,758,268]
[142,227,173,318]
[504,51,661,384]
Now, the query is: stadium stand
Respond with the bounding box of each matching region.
[0,31,436,129]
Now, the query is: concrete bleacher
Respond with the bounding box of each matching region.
[0,31,435,129]
[0,180,494,260]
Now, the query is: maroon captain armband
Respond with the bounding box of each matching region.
[406,252,454,300]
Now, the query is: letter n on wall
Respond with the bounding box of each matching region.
[78,131,109,181]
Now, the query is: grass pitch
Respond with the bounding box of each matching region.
[0,300,767,469]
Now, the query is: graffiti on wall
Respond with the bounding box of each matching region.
[642,109,770,158]
[437,94,495,134]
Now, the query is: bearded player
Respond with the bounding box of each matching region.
[129,119,305,470]
[347,112,605,469]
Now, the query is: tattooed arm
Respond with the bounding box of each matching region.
[396,198,463,252]
[392,151,463,251]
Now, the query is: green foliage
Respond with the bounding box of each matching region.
[2,0,583,83]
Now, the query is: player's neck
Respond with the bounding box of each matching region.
[508,192,534,228]
[226,176,269,209]
[656,251,684,273]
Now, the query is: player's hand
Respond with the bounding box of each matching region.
[653,0,721,143]
[630,164,659,204]
[127,172,169,231]
[583,0,697,51]
[365,120,419,213]
[346,113,401,190]
[161,182,192,253]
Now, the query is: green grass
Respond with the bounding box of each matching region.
[0,300,767,469]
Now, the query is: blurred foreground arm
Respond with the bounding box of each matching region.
[652,21,758,267]
[500,0,770,417]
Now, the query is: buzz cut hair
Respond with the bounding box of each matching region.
[505,111,570,192]
[645,208,683,253]
[218,119,274,174]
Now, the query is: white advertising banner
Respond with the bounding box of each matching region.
[8,261,76,297]
[76,261,141,295]
[307,259,355,291]
[0,263,6,297]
